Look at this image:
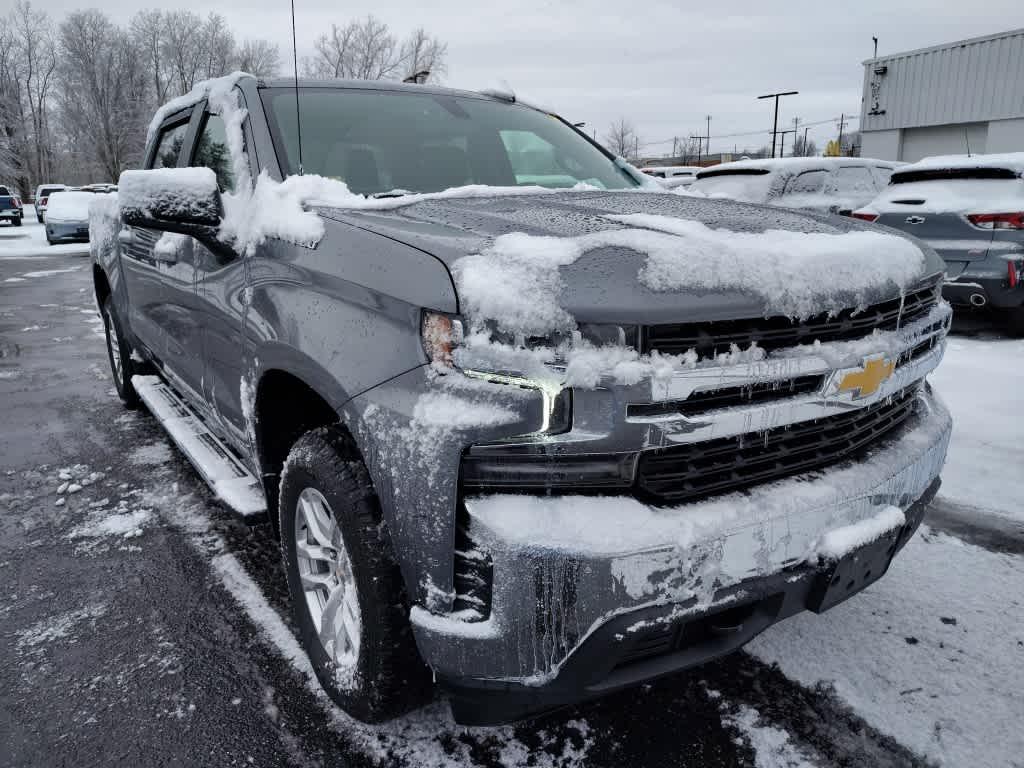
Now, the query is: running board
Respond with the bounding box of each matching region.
[132,374,267,522]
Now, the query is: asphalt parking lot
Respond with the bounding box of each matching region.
[1,215,1022,768]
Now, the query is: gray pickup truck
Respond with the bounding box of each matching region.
[90,74,952,725]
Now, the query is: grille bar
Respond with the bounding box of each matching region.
[644,284,939,358]
[628,374,825,419]
[636,386,919,504]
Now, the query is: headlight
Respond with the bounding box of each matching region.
[421,311,464,367]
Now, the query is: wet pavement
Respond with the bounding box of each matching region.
[1,224,1021,767]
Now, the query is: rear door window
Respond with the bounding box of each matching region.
[784,170,826,195]
[150,120,190,170]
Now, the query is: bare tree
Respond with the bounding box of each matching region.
[131,10,173,107]
[400,27,447,82]
[12,0,58,191]
[57,9,149,181]
[791,134,818,157]
[0,20,26,190]
[162,10,204,94]
[604,118,641,161]
[235,39,281,77]
[198,13,235,81]
[673,136,702,164]
[304,16,447,82]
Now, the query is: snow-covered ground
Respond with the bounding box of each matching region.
[929,335,1024,523]
[0,205,90,260]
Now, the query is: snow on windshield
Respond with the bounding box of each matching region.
[46,191,102,221]
[689,172,773,203]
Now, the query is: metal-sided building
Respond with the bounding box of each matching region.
[859,28,1024,162]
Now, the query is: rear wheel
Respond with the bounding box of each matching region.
[12,217,21,227]
[279,428,429,722]
[36,215,43,224]
[102,296,139,408]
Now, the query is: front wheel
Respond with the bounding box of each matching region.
[102,296,139,408]
[279,428,429,722]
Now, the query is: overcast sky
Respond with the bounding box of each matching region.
[41,0,1024,155]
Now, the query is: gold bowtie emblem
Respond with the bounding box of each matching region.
[838,357,895,398]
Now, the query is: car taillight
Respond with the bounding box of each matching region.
[851,212,878,222]
[1009,260,1022,289]
[12,198,21,208]
[967,212,1024,230]
[40,196,48,206]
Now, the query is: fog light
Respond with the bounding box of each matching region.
[461,445,637,491]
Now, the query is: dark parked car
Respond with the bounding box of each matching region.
[91,74,952,726]
[0,185,24,226]
[854,153,1024,334]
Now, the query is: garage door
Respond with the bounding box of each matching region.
[900,123,988,163]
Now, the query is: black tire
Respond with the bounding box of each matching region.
[37,215,43,224]
[1006,307,1024,338]
[102,296,140,408]
[279,427,429,722]
[12,217,21,227]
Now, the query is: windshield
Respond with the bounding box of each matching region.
[690,170,772,202]
[260,87,638,196]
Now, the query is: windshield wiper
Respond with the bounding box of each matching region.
[371,189,414,199]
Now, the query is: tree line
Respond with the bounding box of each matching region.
[0,2,446,198]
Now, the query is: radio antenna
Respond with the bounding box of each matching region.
[290,0,304,174]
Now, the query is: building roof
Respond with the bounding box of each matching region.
[863,27,1024,65]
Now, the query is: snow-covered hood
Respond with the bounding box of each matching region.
[320,191,943,326]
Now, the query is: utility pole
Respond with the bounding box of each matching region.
[705,115,712,159]
[792,116,800,155]
[803,126,810,155]
[691,134,706,165]
[757,90,798,158]
[778,129,795,158]
[837,113,849,155]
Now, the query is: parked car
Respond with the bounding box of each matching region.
[641,165,702,189]
[0,185,23,226]
[689,157,899,214]
[91,74,951,727]
[34,183,68,223]
[45,190,101,244]
[852,153,1024,334]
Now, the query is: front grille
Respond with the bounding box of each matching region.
[628,374,825,419]
[644,283,939,358]
[636,386,919,504]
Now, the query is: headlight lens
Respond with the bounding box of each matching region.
[421,311,464,367]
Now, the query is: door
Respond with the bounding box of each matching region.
[185,107,253,453]
[118,117,194,360]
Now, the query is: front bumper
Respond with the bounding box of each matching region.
[416,387,950,723]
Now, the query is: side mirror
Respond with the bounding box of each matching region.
[118,167,223,230]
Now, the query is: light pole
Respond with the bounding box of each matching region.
[757,90,798,159]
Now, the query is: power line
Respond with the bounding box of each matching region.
[639,113,859,150]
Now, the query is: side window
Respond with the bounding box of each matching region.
[150,121,189,170]
[784,170,827,195]
[834,166,876,194]
[192,113,235,192]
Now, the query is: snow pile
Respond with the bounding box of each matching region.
[145,71,247,151]
[808,505,905,562]
[69,509,152,540]
[45,191,98,222]
[715,698,818,768]
[153,232,190,260]
[118,167,220,220]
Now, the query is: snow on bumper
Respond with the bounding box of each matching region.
[412,386,951,683]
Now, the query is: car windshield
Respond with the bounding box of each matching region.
[260,87,638,195]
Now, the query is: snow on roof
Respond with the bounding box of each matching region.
[893,152,1024,176]
[145,71,249,151]
[698,157,896,176]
